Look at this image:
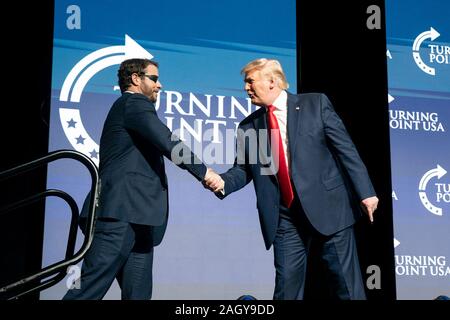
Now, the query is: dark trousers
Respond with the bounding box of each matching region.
[63,218,154,300]
[272,201,366,300]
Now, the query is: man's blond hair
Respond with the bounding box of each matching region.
[241,58,289,90]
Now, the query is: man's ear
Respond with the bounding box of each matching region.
[131,73,140,86]
[269,78,275,89]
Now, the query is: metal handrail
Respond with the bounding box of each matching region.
[0,149,99,300]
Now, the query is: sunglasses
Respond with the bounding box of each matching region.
[140,73,159,83]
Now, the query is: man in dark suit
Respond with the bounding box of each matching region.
[206,58,379,299]
[64,58,221,300]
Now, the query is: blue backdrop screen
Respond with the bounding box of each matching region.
[386,0,450,299]
[42,0,296,299]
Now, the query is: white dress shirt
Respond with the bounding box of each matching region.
[269,90,290,172]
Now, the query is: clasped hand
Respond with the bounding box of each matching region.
[203,168,224,193]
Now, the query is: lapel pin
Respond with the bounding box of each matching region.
[296,106,300,110]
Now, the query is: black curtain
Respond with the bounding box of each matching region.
[0,1,54,300]
[297,0,396,300]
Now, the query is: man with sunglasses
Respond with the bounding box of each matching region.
[64,58,222,300]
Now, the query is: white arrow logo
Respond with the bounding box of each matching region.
[393,238,400,248]
[58,35,153,165]
[388,93,395,104]
[418,165,447,216]
[60,34,152,102]
[412,27,440,76]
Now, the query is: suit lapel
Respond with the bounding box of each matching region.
[253,109,270,166]
[253,108,278,178]
[252,93,302,178]
[287,93,301,160]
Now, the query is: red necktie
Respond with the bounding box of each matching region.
[266,104,294,208]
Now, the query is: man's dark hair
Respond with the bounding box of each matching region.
[118,58,159,93]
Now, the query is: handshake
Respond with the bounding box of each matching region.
[203,168,224,193]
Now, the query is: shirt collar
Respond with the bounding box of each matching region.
[270,90,288,111]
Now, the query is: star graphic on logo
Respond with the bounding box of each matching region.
[76,135,86,144]
[89,149,98,159]
[67,118,77,128]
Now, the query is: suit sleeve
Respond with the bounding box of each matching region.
[124,94,206,181]
[321,94,376,200]
[216,125,253,199]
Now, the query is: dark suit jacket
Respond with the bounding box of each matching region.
[219,92,375,249]
[82,92,206,246]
